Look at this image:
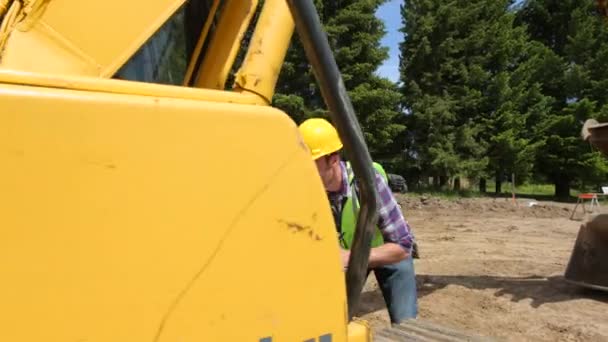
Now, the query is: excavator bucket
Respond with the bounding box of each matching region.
[564,119,608,291]
[564,214,608,291]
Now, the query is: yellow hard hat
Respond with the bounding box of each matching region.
[298,118,344,160]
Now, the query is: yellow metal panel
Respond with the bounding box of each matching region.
[0,22,101,75]
[0,70,267,105]
[0,82,351,341]
[0,0,184,77]
[234,0,295,103]
[194,0,257,89]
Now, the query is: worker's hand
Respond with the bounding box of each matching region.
[341,248,351,271]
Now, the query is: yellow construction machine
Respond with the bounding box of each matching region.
[0,0,446,341]
[0,0,367,340]
[18,0,608,340]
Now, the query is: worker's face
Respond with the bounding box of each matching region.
[314,153,341,192]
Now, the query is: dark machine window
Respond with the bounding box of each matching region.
[114,0,220,86]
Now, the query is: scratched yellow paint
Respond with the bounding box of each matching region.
[0,82,354,340]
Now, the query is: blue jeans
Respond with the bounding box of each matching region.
[371,257,418,324]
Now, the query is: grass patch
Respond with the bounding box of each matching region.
[405,183,584,203]
[489,183,556,196]
[405,188,489,200]
[490,183,582,198]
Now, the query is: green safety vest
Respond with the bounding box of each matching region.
[338,161,388,250]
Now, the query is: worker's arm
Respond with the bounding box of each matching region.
[369,242,408,268]
[341,170,414,270]
[341,243,406,269]
[368,170,414,268]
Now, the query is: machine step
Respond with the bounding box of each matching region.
[374,319,496,342]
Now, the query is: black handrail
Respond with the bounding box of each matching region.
[285,0,380,321]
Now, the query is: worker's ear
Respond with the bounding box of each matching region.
[328,152,340,166]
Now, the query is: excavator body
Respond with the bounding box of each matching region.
[0,0,497,341]
[0,0,375,340]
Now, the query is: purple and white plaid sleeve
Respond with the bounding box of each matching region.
[374,172,414,253]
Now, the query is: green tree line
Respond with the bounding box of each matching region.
[266,0,608,198]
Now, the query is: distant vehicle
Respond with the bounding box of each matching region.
[388,173,408,193]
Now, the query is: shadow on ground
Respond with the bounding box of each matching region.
[356,274,608,316]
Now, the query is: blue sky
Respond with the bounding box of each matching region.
[375,0,403,83]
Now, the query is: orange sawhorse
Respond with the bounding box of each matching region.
[570,193,600,220]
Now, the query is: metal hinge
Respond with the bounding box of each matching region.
[17,0,50,31]
[0,0,49,55]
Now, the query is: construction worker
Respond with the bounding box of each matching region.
[298,118,418,324]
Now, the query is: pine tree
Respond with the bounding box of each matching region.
[399,0,474,187]
[517,0,608,197]
[273,0,405,158]
[399,0,550,191]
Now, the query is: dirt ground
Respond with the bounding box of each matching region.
[357,195,608,341]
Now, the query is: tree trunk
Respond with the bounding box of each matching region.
[433,175,440,189]
[454,177,461,191]
[495,171,502,195]
[439,175,448,188]
[555,177,570,199]
[479,178,487,193]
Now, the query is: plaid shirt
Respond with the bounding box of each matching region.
[327,161,415,253]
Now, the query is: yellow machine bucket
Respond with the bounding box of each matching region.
[564,120,608,291]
